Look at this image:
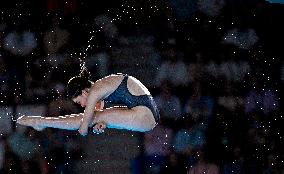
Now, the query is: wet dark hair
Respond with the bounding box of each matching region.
[67,68,93,99]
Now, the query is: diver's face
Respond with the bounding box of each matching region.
[72,89,89,107]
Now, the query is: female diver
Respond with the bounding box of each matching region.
[17,69,160,135]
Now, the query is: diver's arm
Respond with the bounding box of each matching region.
[78,75,118,135]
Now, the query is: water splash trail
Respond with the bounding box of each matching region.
[77,31,96,72]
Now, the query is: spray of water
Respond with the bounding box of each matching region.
[78,32,95,72]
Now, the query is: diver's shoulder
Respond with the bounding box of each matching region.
[111,73,127,76]
[95,73,125,83]
[107,73,129,78]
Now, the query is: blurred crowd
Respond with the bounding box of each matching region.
[0,0,284,173]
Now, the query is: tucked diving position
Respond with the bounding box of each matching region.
[17,69,160,135]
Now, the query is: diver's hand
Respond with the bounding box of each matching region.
[78,122,89,136]
[93,122,107,134]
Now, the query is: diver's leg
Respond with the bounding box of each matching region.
[16,113,92,131]
[93,106,156,132]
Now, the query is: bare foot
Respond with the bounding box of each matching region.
[17,116,45,131]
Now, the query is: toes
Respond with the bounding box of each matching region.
[16,117,23,122]
[16,116,44,131]
[16,117,27,125]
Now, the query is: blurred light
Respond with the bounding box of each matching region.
[266,0,284,4]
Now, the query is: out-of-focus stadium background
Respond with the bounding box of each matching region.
[0,0,283,173]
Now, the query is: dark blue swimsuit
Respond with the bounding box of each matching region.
[103,74,160,123]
